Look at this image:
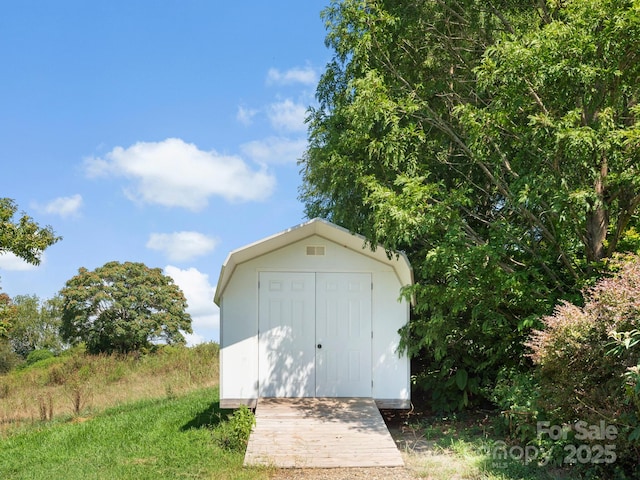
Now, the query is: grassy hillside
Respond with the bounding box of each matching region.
[0,343,220,431]
[0,387,267,480]
[0,344,270,479]
[0,344,572,479]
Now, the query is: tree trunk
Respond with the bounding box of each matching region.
[585,159,608,263]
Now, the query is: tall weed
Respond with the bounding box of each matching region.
[213,405,255,452]
[37,393,53,421]
[489,368,539,442]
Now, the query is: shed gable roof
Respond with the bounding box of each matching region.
[213,218,413,305]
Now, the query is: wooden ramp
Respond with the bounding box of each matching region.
[244,397,404,468]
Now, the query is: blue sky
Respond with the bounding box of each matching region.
[0,1,332,344]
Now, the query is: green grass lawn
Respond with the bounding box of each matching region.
[0,378,578,480]
[0,387,268,480]
[0,344,566,479]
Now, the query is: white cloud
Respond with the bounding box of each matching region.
[35,194,83,218]
[236,105,259,126]
[146,231,219,262]
[83,154,110,177]
[84,138,275,210]
[165,265,219,343]
[266,66,317,86]
[241,136,307,165]
[0,252,42,271]
[267,99,307,132]
[184,332,206,347]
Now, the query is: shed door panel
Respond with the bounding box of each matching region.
[315,273,372,397]
[258,271,372,398]
[258,272,316,397]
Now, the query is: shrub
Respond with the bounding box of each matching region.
[26,349,54,366]
[212,405,255,452]
[528,301,625,421]
[47,365,67,386]
[489,367,540,442]
[527,254,640,476]
[528,256,640,421]
[0,340,22,373]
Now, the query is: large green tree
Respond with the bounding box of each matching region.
[459,0,640,266]
[300,0,640,409]
[60,261,192,354]
[0,198,60,265]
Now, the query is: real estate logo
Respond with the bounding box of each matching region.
[486,420,618,467]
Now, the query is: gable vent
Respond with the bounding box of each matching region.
[306,245,325,256]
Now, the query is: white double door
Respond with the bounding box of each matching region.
[258,271,372,398]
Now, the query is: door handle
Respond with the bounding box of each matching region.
[317,344,322,349]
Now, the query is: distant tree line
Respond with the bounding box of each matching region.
[0,198,192,372]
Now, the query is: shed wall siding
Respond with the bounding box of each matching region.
[219,269,259,400]
[371,270,410,402]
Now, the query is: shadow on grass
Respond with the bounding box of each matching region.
[181,401,235,431]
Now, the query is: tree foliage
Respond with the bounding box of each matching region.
[0,198,60,368]
[460,0,640,266]
[0,293,16,339]
[300,0,640,408]
[60,261,192,354]
[0,293,20,372]
[0,198,61,265]
[9,295,65,358]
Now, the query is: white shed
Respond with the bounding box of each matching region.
[214,218,413,409]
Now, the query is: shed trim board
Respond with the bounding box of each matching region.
[215,218,412,408]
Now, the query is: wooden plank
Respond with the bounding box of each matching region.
[243,397,404,468]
